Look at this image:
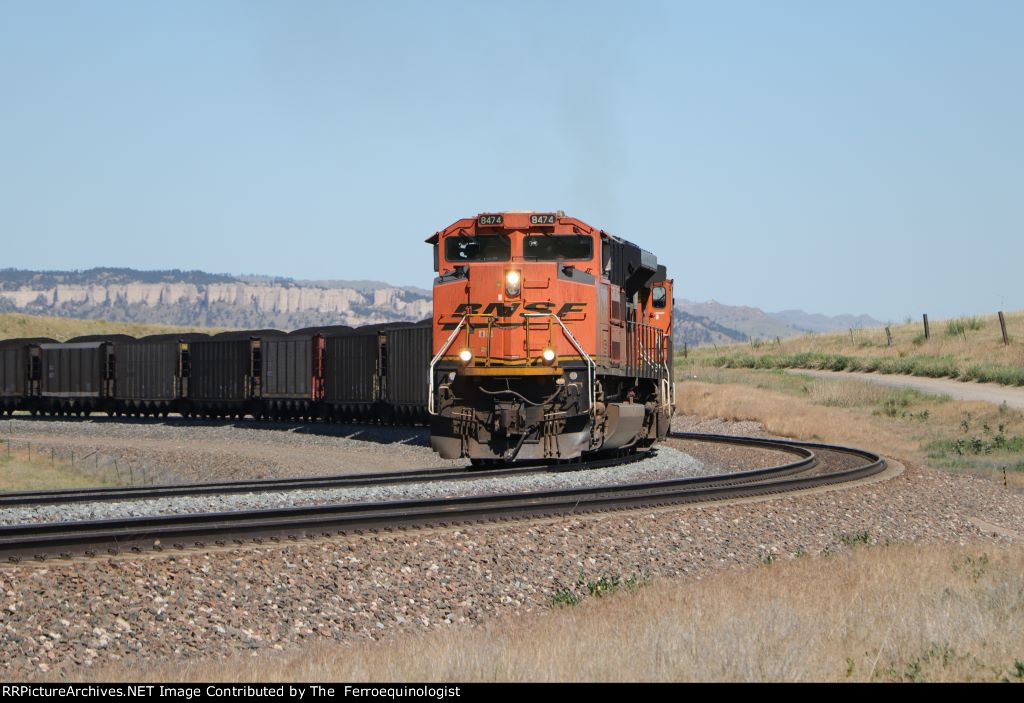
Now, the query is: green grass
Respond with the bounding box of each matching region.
[691,351,1024,386]
[837,531,873,548]
[945,317,985,337]
[550,573,648,607]
[926,434,1024,458]
[962,364,1024,386]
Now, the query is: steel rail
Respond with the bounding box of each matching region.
[0,452,649,507]
[0,433,886,562]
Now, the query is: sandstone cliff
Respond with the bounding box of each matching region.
[0,269,432,329]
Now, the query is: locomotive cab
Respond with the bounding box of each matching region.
[428,211,673,462]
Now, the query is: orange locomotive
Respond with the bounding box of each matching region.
[427,211,674,462]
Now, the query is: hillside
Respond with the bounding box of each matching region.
[0,268,432,330]
[0,268,879,347]
[678,299,882,342]
[687,310,1024,386]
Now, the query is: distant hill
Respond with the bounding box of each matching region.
[675,299,882,346]
[0,268,879,346]
[0,268,432,329]
[672,311,748,348]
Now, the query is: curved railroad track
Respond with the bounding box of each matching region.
[0,432,886,562]
[0,451,648,507]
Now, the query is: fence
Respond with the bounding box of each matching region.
[1,422,167,487]
[741,310,1016,350]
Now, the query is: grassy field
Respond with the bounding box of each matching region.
[0,312,222,342]
[688,310,1024,386]
[0,441,121,491]
[90,542,1024,682]
[676,366,1024,489]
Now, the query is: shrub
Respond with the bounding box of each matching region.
[926,434,1024,457]
[820,354,852,371]
[909,356,959,378]
[837,531,872,547]
[946,317,984,337]
[875,357,916,375]
[963,364,1024,386]
[550,587,582,607]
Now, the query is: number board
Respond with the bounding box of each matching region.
[478,214,503,226]
[530,213,557,225]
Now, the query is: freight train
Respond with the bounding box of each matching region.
[428,211,673,462]
[0,324,431,423]
[0,210,673,464]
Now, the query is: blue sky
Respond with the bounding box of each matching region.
[1,1,1021,320]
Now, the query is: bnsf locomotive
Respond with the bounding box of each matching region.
[0,211,673,465]
[428,211,673,462]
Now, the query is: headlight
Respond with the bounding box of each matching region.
[542,348,556,362]
[458,349,473,363]
[505,270,521,297]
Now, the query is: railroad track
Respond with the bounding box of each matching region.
[0,433,885,562]
[0,452,646,507]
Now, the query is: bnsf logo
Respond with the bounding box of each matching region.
[440,302,586,330]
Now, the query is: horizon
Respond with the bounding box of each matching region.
[2,2,1021,321]
[6,260,1015,325]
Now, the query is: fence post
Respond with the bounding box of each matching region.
[849,328,855,344]
[923,314,930,340]
[885,327,893,347]
[998,311,1009,345]
[683,342,688,358]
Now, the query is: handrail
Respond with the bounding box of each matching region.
[522,312,596,412]
[427,315,469,415]
[429,312,597,415]
[625,320,672,412]
[428,312,502,415]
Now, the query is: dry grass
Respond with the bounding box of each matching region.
[676,370,1024,490]
[0,442,120,491]
[688,310,1024,386]
[88,543,1024,682]
[680,377,920,453]
[0,312,221,342]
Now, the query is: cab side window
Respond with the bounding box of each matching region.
[652,286,667,309]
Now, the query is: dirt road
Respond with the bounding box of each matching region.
[791,369,1024,409]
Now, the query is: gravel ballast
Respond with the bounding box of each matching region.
[1,417,458,484]
[0,446,710,526]
[1,416,1021,679]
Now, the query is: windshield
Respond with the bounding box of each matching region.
[523,235,593,261]
[445,234,511,262]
